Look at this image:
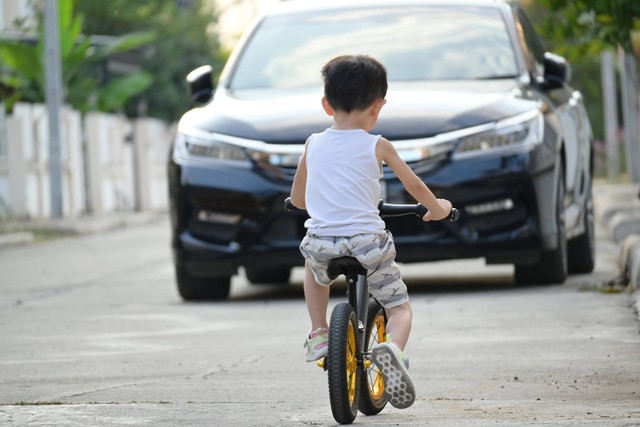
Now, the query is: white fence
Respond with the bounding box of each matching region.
[0,102,172,219]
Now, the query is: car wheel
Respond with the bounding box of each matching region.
[515,167,568,285]
[175,265,231,301]
[567,188,595,274]
[244,266,291,284]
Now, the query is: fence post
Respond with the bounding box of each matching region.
[618,47,640,182]
[601,50,620,181]
[133,118,150,212]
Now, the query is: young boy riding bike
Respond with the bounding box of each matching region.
[289,54,452,409]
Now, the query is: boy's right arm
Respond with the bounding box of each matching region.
[376,137,451,221]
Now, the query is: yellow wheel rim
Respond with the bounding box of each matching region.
[346,321,358,405]
[368,314,386,401]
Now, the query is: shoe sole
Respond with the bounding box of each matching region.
[372,344,415,409]
[305,348,328,362]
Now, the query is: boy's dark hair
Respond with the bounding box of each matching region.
[321,55,388,113]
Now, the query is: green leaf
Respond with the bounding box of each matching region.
[0,42,42,82]
[96,72,153,112]
[93,31,156,60]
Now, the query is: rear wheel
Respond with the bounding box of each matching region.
[328,302,361,424]
[568,188,595,274]
[175,265,231,301]
[515,166,568,285]
[358,300,388,415]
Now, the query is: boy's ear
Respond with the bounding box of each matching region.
[371,98,387,116]
[321,96,334,116]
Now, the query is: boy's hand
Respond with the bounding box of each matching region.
[422,199,452,222]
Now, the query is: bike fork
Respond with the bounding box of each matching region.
[348,273,370,361]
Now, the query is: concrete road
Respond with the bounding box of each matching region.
[1,218,639,426]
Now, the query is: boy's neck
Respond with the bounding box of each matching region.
[331,109,375,131]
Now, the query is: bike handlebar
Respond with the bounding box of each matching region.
[284,197,460,222]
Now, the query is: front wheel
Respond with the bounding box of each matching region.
[328,302,361,424]
[358,299,388,415]
[515,165,568,285]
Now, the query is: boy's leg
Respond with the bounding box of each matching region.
[303,262,331,362]
[303,262,330,331]
[350,233,415,408]
[373,301,415,409]
[384,301,413,350]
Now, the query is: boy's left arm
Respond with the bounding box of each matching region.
[290,138,310,209]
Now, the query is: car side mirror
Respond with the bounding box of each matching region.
[541,52,571,90]
[186,65,214,104]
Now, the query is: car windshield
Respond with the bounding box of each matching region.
[229,6,518,90]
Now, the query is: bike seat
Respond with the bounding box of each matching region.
[327,257,367,283]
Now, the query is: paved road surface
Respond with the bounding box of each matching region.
[1,218,639,426]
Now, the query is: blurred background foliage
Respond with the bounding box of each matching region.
[73,0,227,122]
[523,0,640,151]
[1,0,639,140]
[0,0,227,122]
[0,0,155,115]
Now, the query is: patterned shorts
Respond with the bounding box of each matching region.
[300,231,409,308]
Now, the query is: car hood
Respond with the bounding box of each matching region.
[180,79,538,143]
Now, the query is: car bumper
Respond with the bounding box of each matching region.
[169,147,556,278]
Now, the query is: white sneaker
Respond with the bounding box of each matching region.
[371,342,415,409]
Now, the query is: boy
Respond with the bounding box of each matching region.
[289,55,452,409]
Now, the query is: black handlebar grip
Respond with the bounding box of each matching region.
[449,208,460,222]
[416,203,428,218]
[284,197,296,211]
[417,204,460,222]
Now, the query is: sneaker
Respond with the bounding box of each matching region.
[303,328,329,362]
[371,341,415,409]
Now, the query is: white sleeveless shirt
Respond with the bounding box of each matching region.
[304,128,386,236]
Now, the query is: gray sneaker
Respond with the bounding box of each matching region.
[371,342,416,409]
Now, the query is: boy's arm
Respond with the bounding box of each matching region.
[376,137,451,221]
[290,138,310,209]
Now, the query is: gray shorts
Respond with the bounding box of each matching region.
[300,231,409,308]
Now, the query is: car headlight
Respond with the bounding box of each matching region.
[174,129,251,165]
[174,126,303,169]
[372,109,543,168]
[453,109,543,158]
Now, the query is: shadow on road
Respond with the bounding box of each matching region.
[221,273,518,304]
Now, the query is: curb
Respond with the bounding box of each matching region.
[0,211,167,248]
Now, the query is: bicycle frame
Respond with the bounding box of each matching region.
[347,272,371,361]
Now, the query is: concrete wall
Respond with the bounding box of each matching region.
[0,103,171,219]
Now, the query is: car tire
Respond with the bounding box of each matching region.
[515,166,568,285]
[567,188,595,274]
[175,265,231,301]
[244,266,291,285]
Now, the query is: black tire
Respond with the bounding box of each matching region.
[244,266,291,284]
[328,302,361,424]
[358,300,388,415]
[568,188,595,274]
[515,166,568,285]
[175,265,231,301]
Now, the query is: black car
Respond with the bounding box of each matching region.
[168,0,595,300]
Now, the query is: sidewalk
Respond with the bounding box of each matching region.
[593,183,640,313]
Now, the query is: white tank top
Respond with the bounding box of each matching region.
[304,128,386,236]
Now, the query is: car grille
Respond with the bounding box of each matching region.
[186,190,259,244]
[465,205,528,235]
[256,151,449,183]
